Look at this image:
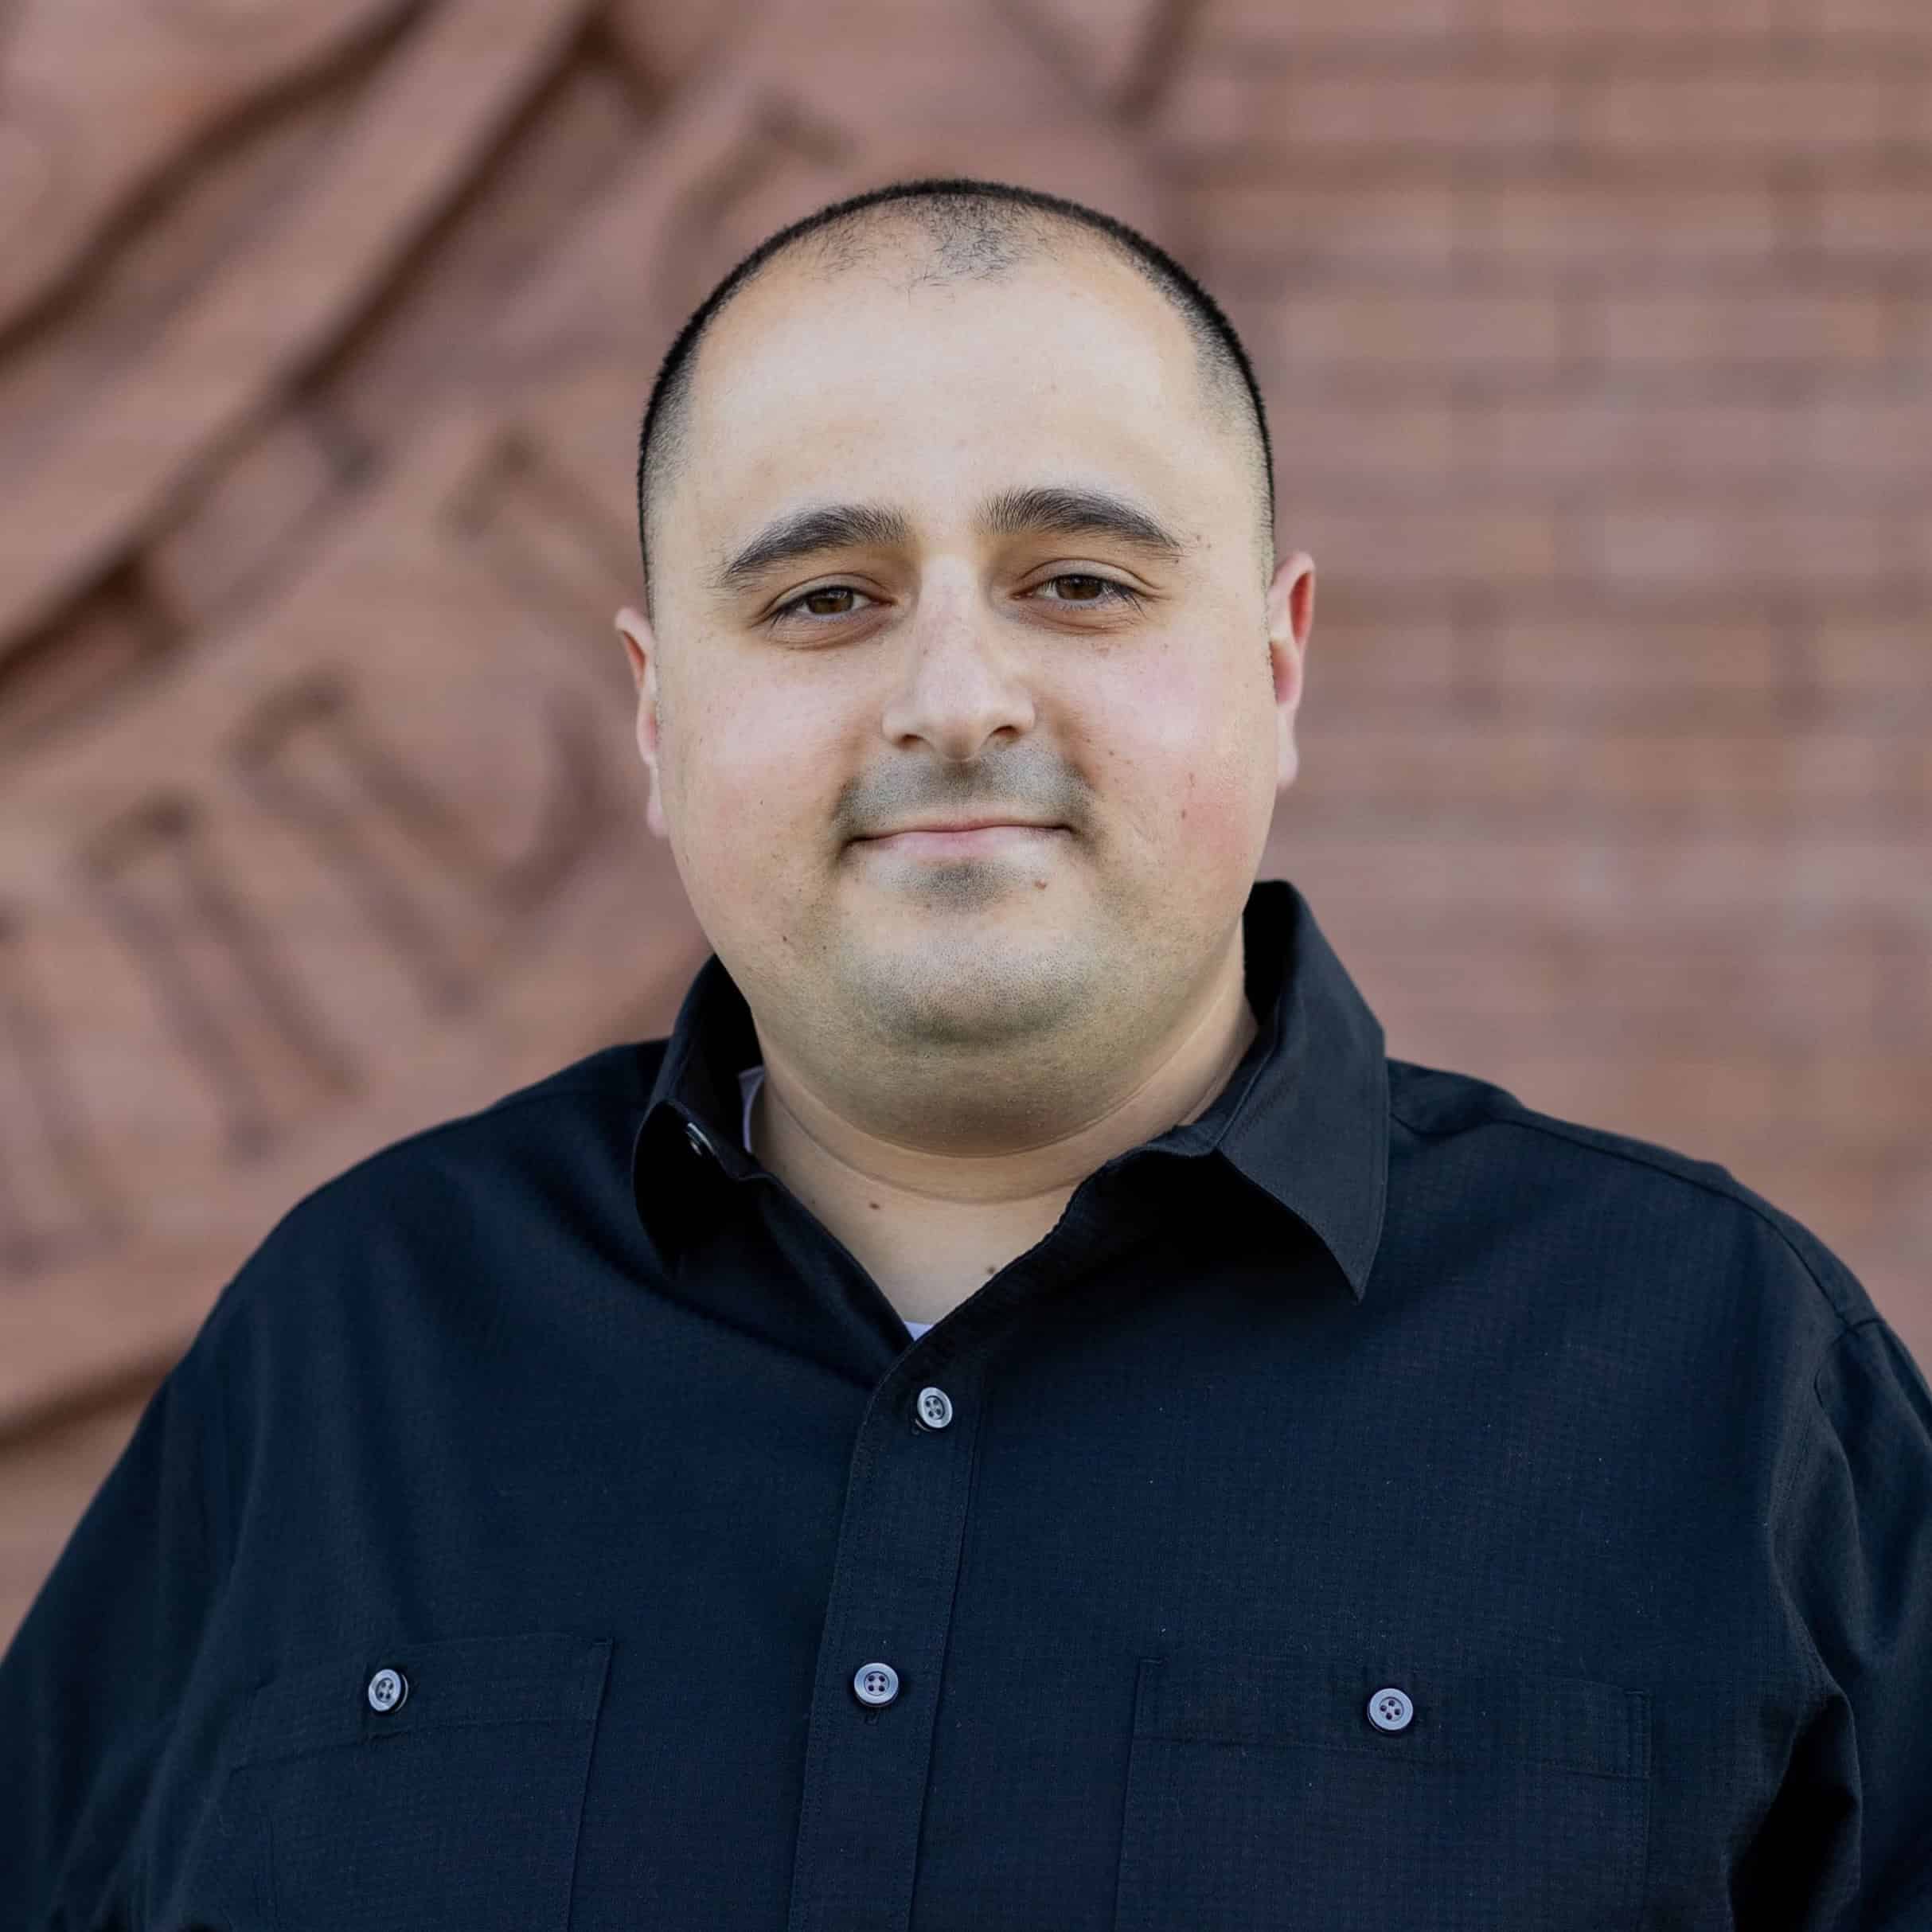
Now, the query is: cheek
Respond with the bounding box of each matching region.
[1083,650,1270,849]
[666,683,833,876]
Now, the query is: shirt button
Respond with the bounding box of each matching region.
[683,1120,714,1161]
[852,1661,900,1708]
[913,1386,954,1430]
[366,1667,408,1713]
[1366,1686,1413,1732]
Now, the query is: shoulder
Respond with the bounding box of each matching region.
[304,1038,662,1215]
[1385,1056,1878,1338]
[191,1038,669,1351]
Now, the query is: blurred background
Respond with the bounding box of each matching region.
[1,0,1926,1646]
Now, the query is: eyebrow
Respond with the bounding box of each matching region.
[706,484,1195,597]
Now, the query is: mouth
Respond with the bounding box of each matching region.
[853,823,1067,857]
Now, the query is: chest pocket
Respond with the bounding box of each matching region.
[1114,1646,1650,1932]
[228,1629,611,1932]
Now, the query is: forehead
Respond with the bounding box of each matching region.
[681,240,1218,505]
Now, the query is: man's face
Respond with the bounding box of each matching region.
[618,239,1312,1118]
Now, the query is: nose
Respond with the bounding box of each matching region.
[877,576,1036,762]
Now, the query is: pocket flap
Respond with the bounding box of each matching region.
[237,1630,612,1767]
[1134,1645,1649,1782]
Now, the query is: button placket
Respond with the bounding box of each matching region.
[787,1356,984,1932]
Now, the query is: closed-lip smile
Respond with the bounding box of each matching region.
[857,817,1062,839]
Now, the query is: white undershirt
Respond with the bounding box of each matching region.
[738,1064,933,1341]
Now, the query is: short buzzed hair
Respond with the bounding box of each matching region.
[633,176,1277,624]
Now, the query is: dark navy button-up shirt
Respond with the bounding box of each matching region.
[5,876,1930,1930]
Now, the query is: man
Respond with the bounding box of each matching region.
[2,175,1928,1930]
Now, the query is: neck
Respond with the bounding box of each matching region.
[749,930,1258,1213]
[745,935,1259,1327]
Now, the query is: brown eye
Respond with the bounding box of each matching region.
[772,585,874,623]
[1036,575,1143,610]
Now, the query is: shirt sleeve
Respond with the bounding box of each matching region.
[1766,1313,1932,1930]
[0,1334,228,1930]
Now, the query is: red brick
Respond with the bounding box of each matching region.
[1298,720,1909,820]
[1577,75,1921,161]
[1909,300,1932,373]
[1313,825,1927,930]
[1458,0,1778,33]
[1156,69,1561,166]
[1301,505,1563,587]
[1599,728,1918,817]
[1194,0,1457,37]
[1454,396,1816,486]
[1489,1058,1813,1161]
[1186,181,1456,285]
[1299,611,1462,708]
[1502,1052,1922,1159]
[1361,932,1915,1049]
[1732,1154,1901,1243]
[1807,0,1932,29]
[1273,399,1456,485]
[1287,723,1545,814]
[1456,181,1783,273]
[1811,1056,1932,1150]
[1809,396,1932,478]
[1277,291,1564,370]
[1577,506,1922,591]
[1478,614,1789,709]
[1905,736,1932,809]
[1805,182,1932,263]
[1594,291,1898,369]
[1278,825,1928,934]
[1911,510,1932,584]
[1804,619,1932,715]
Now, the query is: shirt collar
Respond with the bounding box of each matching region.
[632,876,1389,1302]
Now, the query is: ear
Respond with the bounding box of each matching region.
[1266,552,1315,793]
[613,605,669,840]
